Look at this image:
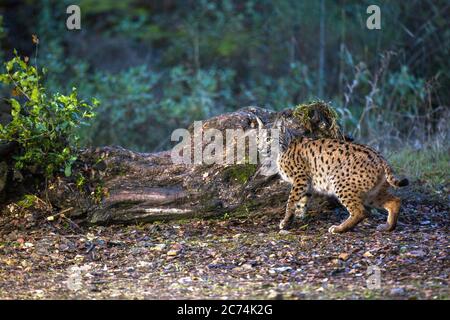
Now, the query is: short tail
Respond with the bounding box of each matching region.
[382,161,409,188]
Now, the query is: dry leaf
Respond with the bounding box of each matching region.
[32,34,39,44]
[338,252,350,261]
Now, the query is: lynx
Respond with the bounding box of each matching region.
[256,117,409,234]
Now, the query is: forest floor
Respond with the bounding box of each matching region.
[0,184,448,300]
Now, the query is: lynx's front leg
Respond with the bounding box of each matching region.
[294,193,311,221]
[279,180,309,230]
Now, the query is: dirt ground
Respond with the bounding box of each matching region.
[0,187,448,300]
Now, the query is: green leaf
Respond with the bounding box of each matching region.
[31,87,40,102]
[10,99,21,117]
[64,164,72,177]
[0,51,96,178]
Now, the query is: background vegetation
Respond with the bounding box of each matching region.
[0,0,448,155]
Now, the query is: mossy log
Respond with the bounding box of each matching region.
[2,104,346,225]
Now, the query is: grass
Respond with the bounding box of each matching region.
[387,145,449,190]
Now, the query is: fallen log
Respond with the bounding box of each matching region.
[4,103,347,224]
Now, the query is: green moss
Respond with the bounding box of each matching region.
[222,212,231,220]
[293,100,343,139]
[75,173,87,190]
[16,194,40,209]
[232,203,251,218]
[93,183,109,203]
[225,164,257,184]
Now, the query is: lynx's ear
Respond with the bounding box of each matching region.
[273,116,286,134]
[254,115,264,130]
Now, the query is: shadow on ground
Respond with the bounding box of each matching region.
[0,186,448,299]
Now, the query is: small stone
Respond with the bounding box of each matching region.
[178,277,192,284]
[241,263,253,270]
[59,243,69,251]
[278,230,290,235]
[34,289,45,298]
[152,244,166,251]
[167,250,179,256]
[270,266,292,273]
[74,254,84,262]
[390,287,406,296]
[407,250,426,257]
[86,233,96,241]
[171,243,183,251]
[331,259,340,265]
[363,251,374,258]
[137,261,151,268]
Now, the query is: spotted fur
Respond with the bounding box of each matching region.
[256,116,409,234]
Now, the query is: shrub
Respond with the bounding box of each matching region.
[0,51,98,177]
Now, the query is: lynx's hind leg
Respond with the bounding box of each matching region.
[329,195,367,234]
[370,188,401,232]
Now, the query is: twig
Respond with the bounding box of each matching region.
[7,73,31,101]
[34,41,39,70]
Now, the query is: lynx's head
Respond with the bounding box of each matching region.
[253,115,302,177]
[254,115,300,154]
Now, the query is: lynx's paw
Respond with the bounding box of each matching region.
[328,225,343,234]
[376,223,395,232]
[279,219,291,230]
[295,212,310,221]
